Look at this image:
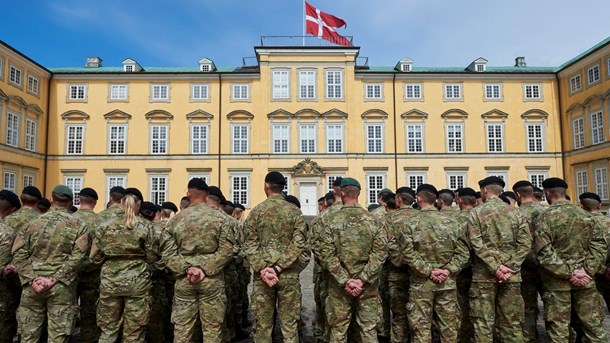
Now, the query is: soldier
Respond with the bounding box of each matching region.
[370,188,392,342]
[501,191,518,207]
[233,203,246,222]
[385,186,418,343]
[12,185,89,343]
[243,171,308,343]
[315,177,387,343]
[532,187,544,205]
[161,201,178,221]
[400,184,469,343]
[72,187,101,343]
[179,196,190,211]
[437,189,458,215]
[161,179,235,343]
[36,198,51,214]
[285,195,301,209]
[511,180,546,343]
[0,190,20,219]
[318,196,327,214]
[467,176,531,342]
[98,186,126,222]
[325,191,336,208]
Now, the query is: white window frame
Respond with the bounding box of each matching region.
[524,83,542,100]
[25,118,37,152]
[406,172,426,190]
[446,172,466,190]
[576,170,589,196]
[150,125,168,154]
[106,175,127,204]
[366,123,383,153]
[191,83,209,101]
[366,173,386,206]
[231,124,249,154]
[66,124,85,155]
[27,74,39,95]
[64,176,83,206]
[406,123,424,153]
[486,123,504,153]
[587,65,600,85]
[191,124,209,154]
[298,69,316,100]
[569,74,582,94]
[3,171,17,193]
[188,174,209,185]
[68,84,87,101]
[595,167,609,200]
[326,175,343,192]
[526,122,545,153]
[0,58,4,80]
[108,124,127,155]
[444,83,462,100]
[272,69,290,99]
[232,84,250,101]
[365,83,383,100]
[487,171,508,191]
[150,84,169,101]
[149,175,168,205]
[446,123,463,153]
[404,83,422,100]
[9,65,22,87]
[272,124,290,154]
[230,173,250,207]
[528,172,547,190]
[590,110,605,145]
[326,124,344,153]
[572,117,585,149]
[23,174,35,188]
[299,124,316,153]
[109,84,128,101]
[6,111,20,147]
[484,83,502,100]
[325,69,344,99]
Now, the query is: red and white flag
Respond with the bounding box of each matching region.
[305,2,350,46]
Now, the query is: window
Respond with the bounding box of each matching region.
[25,119,37,151]
[9,65,22,86]
[570,75,582,93]
[476,64,485,72]
[366,124,383,153]
[272,124,290,153]
[327,175,342,192]
[149,176,168,205]
[3,172,17,193]
[485,83,502,99]
[487,171,508,190]
[150,125,168,154]
[326,124,344,153]
[587,65,600,85]
[447,173,466,190]
[231,174,250,207]
[590,111,605,145]
[272,70,290,99]
[68,84,86,100]
[188,174,209,184]
[124,65,134,73]
[65,176,83,206]
[444,84,462,99]
[365,84,382,100]
[446,124,463,153]
[66,125,85,154]
[232,84,249,100]
[191,84,209,100]
[232,125,249,154]
[486,124,504,152]
[109,125,127,154]
[106,175,126,203]
[595,168,609,200]
[406,123,423,153]
[573,118,585,149]
[0,58,3,79]
[27,75,39,95]
[200,64,211,72]
[401,64,411,72]
[300,124,316,153]
[576,170,588,196]
[23,174,35,188]
[6,112,20,147]
[407,173,426,190]
[298,70,316,99]
[326,70,343,99]
[191,125,209,154]
[526,123,544,152]
[110,84,128,100]
[366,174,385,205]
[404,83,422,100]
[529,173,546,190]
[283,176,291,195]
[524,84,541,99]
[151,84,169,101]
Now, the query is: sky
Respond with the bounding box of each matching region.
[3,0,610,69]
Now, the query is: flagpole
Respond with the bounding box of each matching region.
[302,0,305,46]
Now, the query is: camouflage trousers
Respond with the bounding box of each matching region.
[77,271,101,343]
[97,291,151,343]
[326,279,380,343]
[0,275,21,343]
[314,262,330,343]
[17,283,77,343]
[223,262,239,342]
[388,273,410,343]
[469,282,524,343]
[407,287,459,343]
[146,271,173,343]
[595,274,610,312]
[377,263,391,338]
[238,262,252,327]
[542,286,607,343]
[520,268,543,343]
[456,266,472,343]
[251,275,301,343]
[171,275,226,343]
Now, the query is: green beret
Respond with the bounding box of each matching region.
[340,177,361,189]
[52,185,73,199]
[378,188,393,196]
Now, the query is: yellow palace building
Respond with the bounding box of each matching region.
[1,36,609,215]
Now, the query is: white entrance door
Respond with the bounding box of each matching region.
[299,182,317,216]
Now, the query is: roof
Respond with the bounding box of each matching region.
[558,35,610,71]
[361,66,557,73]
[49,66,253,73]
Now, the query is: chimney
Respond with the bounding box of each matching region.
[515,56,526,67]
[86,56,103,68]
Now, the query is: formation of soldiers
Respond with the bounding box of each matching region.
[0,171,608,343]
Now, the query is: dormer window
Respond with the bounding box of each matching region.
[476,64,485,72]
[122,58,143,73]
[401,64,411,72]
[396,57,413,72]
[198,58,216,73]
[125,65,134,72]
[468,57,488,72]
[200,64,211,72]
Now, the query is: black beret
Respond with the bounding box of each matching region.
[579,192,601,203]
[396,187,415,198]
[109,186,126,196]
[324,191,334,201]
[37,198,51,209]
[140,201,157,213]
[188,178,209,191]
[285,195,301,209]
[478,176,505,188]
[332,177,343,187]
[416,184,439,197]
[155,204,163,212]
[318,197,325,203]
[533,186,543,193]
[438,189,455,197]
[161,202,178,212]
[22,186,42,199]
[457,187,477,197]
[79,187,98,200]
[124,188,143,202]
[208,186,224,199]
[382,192,396,203]
[542,177,568,189]
[512,180,533,191]
[0,190,21,210]
[225,201,234,208]
[499,195,511,205]
[501,191,517,201]
[265,171,286,185]
[234,203,245,211]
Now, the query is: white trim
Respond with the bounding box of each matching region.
[68,84,87,101]
[594,167,609,200]
[484,83,502,100]
[569,74,582,94]
[64,175,84,206]
[486,171,509,191]
[27,74,40,95]
[3,170,17,193]
[523,83,542,101]
[575,169,589,196]
[364,83,383,100]
[231,83,250,101]
[590,110,605,145]
[404,83,423,101]
[8,64,23,87]
[443,83,463,101]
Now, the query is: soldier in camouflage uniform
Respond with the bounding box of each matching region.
[243,172,308,343]
[97,186,126,222]
[72,188,101,343]
[385,186,418,343]
[533,178,607,342]
[91,188,159,343]
[512,180,546,343]
[400,184,469,343]
[437,189,458,215]
[12,185,89,343]
[369,188,391,342]
[314,177,387,343]
[467,176,531,343]
[161,179,235,343]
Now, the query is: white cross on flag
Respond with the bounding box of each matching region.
[305,2,350,46]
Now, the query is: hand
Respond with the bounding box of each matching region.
[260,267,278,288]
[32,277,58,293]
[2,264,16,278]
[186,267,206,285]
[569,268,592,287]
[495,265,516,283]
[430,269,450,283]
[344,279,364,297]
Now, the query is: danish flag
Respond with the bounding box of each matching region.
[305,2,350,46]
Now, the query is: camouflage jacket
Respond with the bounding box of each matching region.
[534,201,606,290]
[591,213,610,269]
[5,207,39,234]
[310,200,343,277]
[97,203,123,223]
[12,207,89,287]
[73,208,100,275]
[517,202,546,270]
[0,219,15,269]
[385,205,419,274]
[161,202,234,278]
[371,205,386,217]
[243,194,308,277]
[467,197,532,283]
[401,207,470,291]
[316,204,388,286]
[440,206,460,217]
[91,209,159,295]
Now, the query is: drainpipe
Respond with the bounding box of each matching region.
[556,74,566,187]
[43,74,52,196]
[218,73,222,187]
[392,73,398,189]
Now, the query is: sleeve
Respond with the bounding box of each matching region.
[242,210,267,273]
[196,219,235,277]
[359,222,388,284]
[533,214,572,279]
[467,210,503,274]
[401,220,435,278]
[276,214,309,270]
[316,220,350,286]
[144,222,161,266]
[506,212,533,273]
[0,224,15,269]
[385,218,404,267]
[12,228,36,285]
[444,224,471,274]
[583,217,607,276]
[160,219,191,276]
[53,220,89,286]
